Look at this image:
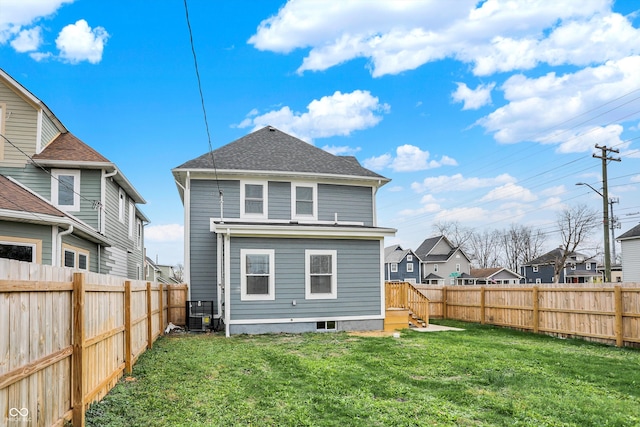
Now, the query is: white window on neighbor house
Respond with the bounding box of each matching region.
[533,265,539,272]
[0,238,39,263]
[390,263,398,272]
[450,277,455,285]
[407,255,413,262]
[586,263,591,270]
[571,264,576,270]
[434,264,438,272]
[535,278,541,284]
[241,181,267,219]
[306,250,337,299]
[406,263,414,273]
[240,249,275,301]
[456,263,461,272]
[316,321,336,331]
[51,169,81,211]
[292,183,317,220]
[118,189,126,223]
[136,218,143,250]
[128,202,135,238]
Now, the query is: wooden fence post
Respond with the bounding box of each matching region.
[442,287,447,320]
[147,282,153,349]
[124,281,132,375]
[614,286,623,347]
[158,283,164,335]
[480,287,485,324]
[533,286,539,334]
[72,272,85,427]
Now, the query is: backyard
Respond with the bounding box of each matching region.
[86,321,640,426]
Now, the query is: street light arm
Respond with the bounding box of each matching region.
[575,182,603,197]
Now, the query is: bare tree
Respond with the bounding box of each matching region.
[432,220,474,253]
[500,224,546,272]
[173,263,184,282]
[468,229,502,268]
[552,204,599,283]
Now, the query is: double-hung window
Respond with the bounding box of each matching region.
[406,263,414,273]
[241,181,267,219]
[240,249,275,300]
[306,250,337,299]
[118,189,126,223]
[128,202,135,239]
[51,169,80,211]
[390,263,398,272]
[292,183,317,220]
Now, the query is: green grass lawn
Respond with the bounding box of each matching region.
[86,321,640,426]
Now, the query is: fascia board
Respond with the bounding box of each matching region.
[211,221,396,239]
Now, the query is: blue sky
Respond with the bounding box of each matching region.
[2,0,640,267]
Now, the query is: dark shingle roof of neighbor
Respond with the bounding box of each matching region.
[176,126,387,180]
[618,223,640,240]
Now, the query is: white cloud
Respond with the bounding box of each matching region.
[237,90,389,142]
[145,224,184,242]
[364,144,457,172]
[540,185,566,197]
[0,0,73,44]
[56,19,108,64]
[480,182,537,203]
[321,145,361,156]
[452,82,495,110]
[411,173,515,193]
[30,51,53,61]
[247,0,637,78]
[434,207,489,223]
[10,27,42,52]
[387,185,403,193]
[631,175,640,183]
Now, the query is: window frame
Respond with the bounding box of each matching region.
[240,180,268,219]
[118,189,126,223]
[434,264,438,272]
[456,263,461,272]
[406,262,414,273]
[128,202,135,239]
[240,249,275,301]
[535,278,542,284]
[51,169,81,211]
[291,182,317,221]
[586,263,591,270]
[305,249,337,300]
[0,237,39,263]
[136,218,143,250]
[390,263,398,273]
[407,254,413,262]
[532,265,539,273]
[62,243,90,271]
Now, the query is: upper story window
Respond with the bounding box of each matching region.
[118,189,126,223]
[434,264,438,272]
[407,255,413,262]
[51,169,80,211]
[533,265,539,272]
[292,183,317,220]
[128,202,135,238]
[136,219,143,250]
[306,250,337,299]
[241,181,267,219]
[586,263,591,270]
[240,249,275,300]
[406,263,414,273]
[456,263,461,272]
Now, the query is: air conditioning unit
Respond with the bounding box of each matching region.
[186,300,214,332]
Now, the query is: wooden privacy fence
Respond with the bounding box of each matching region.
[0,259,188,427]
[386,282,430,325]
[417,283,640,348]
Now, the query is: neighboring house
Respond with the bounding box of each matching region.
[0,68,148,278]
[384,245,421,283]
[145,257,181,284]
[460,267,522,285]
[415,235,472,285]
[618,224,640,282]
[172,126,396,335]
[520,248,600,284]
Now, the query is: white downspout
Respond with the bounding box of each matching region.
[224,228,231,337]
[57,225,74,266]
[102,169,118,235]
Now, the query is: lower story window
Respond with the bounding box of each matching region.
[62,244,90,270]
[316,321,336,331]
[240,249,275,301]
[305,250,337,299]
[0,240,36,262]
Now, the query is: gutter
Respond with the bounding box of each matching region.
[57,225,74,267]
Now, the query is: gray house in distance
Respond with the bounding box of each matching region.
[520,248,600,284]
[384,245,421,283]
[0,68,148,278]
[618,224,640,282]
[172,126,395,336]
[415,235,471,285]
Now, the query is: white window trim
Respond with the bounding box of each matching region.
[0,238,38,263]
[118,188,126,223]
[407,255,413,262]
[240,180,268,220]
[291,182,317,221]
[240,249,275,301]
[136,218,143,250]
[390,263,398,272]
[456,263,461,272]
[535,278,542,284]
[406,263,414,273]
[434,264,438,272]
[586,263,591,270]
[128,202,135,239]
[305,249,337,300]
[51,169,81,211]
[62,243,90,271]
[533,265,539,272]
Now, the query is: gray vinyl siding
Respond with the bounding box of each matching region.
[0,221,53,264]
[268,181,290,220]
[75,169,101,228]
[432,238,452,254]
[0,80,38,165]
[229,237,382,321]
[0,164,51,198]
[318,184,373,225]
[40,113,59,147]
[621,239,640,282]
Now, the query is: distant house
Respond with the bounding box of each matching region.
[0,68,148,278]
[172,126,395,335]
[460,267,522,285]
[384,245,421,283]
[618,224,640,282]
[415,235,471,285]
[145,257,181,284]
[520,248,600,284]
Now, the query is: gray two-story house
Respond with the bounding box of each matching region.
[415,235,471,285]
[0,68,147,278]
[173,126,395,335]
[384,245,421,283]
[520,247,600,284]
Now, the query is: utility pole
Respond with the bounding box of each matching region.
[593,144,621,283]
[609,197,619,263]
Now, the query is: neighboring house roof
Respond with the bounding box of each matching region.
[414,235,471,263]
[32,132,147,204]
[524,248,594,266]
[415,236,443,258]
[384,245,419,263]
[618,224,640,241]
[174,126,388,181]
[470,267,523,280]
[423,273,443,280]
[0,174,109,245]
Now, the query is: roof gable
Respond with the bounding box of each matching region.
[33,132,110,163]
[0,174,66,218]
[175,126,387,180]
[618,224,640,240]
[415,236,443,258]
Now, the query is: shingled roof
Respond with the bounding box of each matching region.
[33,132,111,163]
[175,126,387,180]
[618,224,640,240]
[0,175,66,218]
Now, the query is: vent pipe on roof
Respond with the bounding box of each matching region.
[268,126,275,131]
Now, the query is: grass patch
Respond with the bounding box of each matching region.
[86,321,640,426]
